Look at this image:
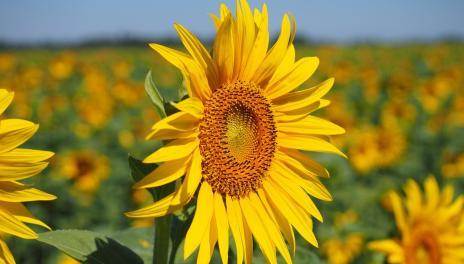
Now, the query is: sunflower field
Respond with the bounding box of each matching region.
[1,3,464,263]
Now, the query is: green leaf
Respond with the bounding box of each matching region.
[38,230,143,264]
[111,227,154,263]
[128,155,157,197]
[145,70,166,119]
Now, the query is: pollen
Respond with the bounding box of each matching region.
[199,80,277,197]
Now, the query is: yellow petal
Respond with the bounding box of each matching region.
[368,239,403,256]
[248,192,291,263]
[0,90,14,116]
[242,4,268,80]
[172,97,204,119]
[0,201,51,230]
[243,217,253,264]
[0,208,37,239]
[239,196,277,264]
[149,43,210,100]
[257,188,296,255]
[133,156,190,189]
[272,78,334,112]
[265,57,319,100]
[0,162,49,181]
[235,0,256,79]
[214,193,229,264]
[274,159,332,202]
[0,119,38,154]
[274,99,331,123]
[226,196,245,264]
[125,191,182,218]
[143,138,198,164]
[174,23,218,92]
[277,133,346,158]
[184,183,214,260]
[277,115,345,136]
[146,112,199,140]
[275,149,329,178]
[268,171,323,222]
[263,180,318,247]
[0,239,16,264]
[389,191,408,234]
[196,214,218,264]
[424,176,440,210]
[268,45,295,85]
[403,179,422,216]
[213,14,235,84]
[0,181,57,202]
[0,149,54,163]
[253,14,293,87]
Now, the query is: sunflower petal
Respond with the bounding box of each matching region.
[0,181,56,202]
[272,78,334,112]
[184,183,214,260]
[0,201,51,230]
[174,23,218,91]
[134,156,190,189]
[265,57,319,100]
[0,119,38,154]
[214,193,229,264]
[146,112,199,140]
[143,138,198,163]
[0,90,14,116]
[0,208,37,239]
[277,115,345,135]
[263,180,318,247]
[0,162,50,182]
[278,132,346,158]
[0,239,16,264]
[239,196,277,264]
[172,97,204,118]
[226,196,245,264]
[0,149,54,163]
[213,14,235,84]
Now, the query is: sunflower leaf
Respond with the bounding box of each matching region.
[38,229,143,264]
[128,155,157,197]
[145,70,166,119]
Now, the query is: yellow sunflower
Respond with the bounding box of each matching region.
[126,1,345,263]
[369,177,464,263]
[0,89,56,264]
[58,150,109,194]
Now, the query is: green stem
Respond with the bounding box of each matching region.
[154,214,171,264]
[153,182,175,264]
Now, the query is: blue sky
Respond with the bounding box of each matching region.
[1,0,463,44]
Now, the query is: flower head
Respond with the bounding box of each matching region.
[127,1,345,263]
[369,177,464,263]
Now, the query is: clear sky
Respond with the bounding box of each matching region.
[1,0,463,44]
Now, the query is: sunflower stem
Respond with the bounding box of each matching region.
[153,182,175,264]
[153,214,171,264]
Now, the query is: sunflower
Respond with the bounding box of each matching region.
[321,233,364,264]
[369,177,464,263]
[58,150,109,194]
[0,89,56,264]
[126,1,345,263]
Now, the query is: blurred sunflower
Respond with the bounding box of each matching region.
[322,233,364,264]
[369,177,464,263]
[126,1,345,263]
[58,150,109,194]
[349,125,406,173]
[0,89,56,264]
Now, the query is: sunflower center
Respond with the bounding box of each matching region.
[405,226,441,264]
[199,80,276,198]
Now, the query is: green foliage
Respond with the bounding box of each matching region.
[144,70,166,119]
[38,230,143,264]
